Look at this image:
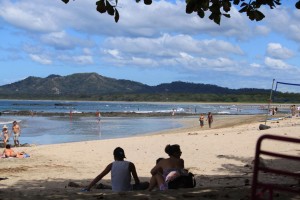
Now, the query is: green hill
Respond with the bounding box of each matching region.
[0,72,299,103]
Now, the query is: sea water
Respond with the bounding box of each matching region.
[0,115,184,145]
[0,100,273,145]
[0,99,269,115]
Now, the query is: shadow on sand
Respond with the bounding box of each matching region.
[0,154,299,200]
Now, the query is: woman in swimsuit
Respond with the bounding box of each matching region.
[148,144,186,191]
[2,125,10,147]
[3,144,25,158]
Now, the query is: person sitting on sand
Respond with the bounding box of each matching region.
[148,144,187,191]
[2,144,25,158]
[2,125,10,147]
[148,157,164,191]
[84,147,149,192]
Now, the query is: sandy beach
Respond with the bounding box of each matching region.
[0,114,299,200]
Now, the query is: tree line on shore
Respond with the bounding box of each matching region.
[0,92,299,103]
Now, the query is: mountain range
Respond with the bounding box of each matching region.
[0,73,270,98]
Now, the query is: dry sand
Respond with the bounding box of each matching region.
[0,114,299,200]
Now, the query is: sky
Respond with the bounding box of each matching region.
[0,0,300,92]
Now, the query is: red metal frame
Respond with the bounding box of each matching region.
[251,134,300,200]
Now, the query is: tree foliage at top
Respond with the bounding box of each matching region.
[61,0,300,25]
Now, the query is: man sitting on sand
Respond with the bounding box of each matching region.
[84,147,149,192]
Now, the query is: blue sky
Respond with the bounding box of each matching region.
[0,0,299,92]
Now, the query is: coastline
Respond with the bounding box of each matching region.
[0,114,299,200]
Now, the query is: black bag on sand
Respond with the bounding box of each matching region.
[168,172,196,189]
[259,124,271,130]
[132,181,150,190]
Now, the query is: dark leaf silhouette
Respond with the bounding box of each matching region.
[239,5,248,13]
[186,1,196,14]
[114,9,120,22]
[233,0,240,5]
[144,0,152,5]
[106,2,115,16]
[254,10,265,21]
[61,0,297,25]
[223,13,230,18]
[197,9,205,18]
[222,1,231,12]
[296,0,300,9]
[96,0,106,13]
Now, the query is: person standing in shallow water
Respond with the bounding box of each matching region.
[199,114,204,128]
[96,110,101,122]
[2,125,10,147]
[207,112,213,128]
[12,121,21,147]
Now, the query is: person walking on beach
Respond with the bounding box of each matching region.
[207,112,213,128]
[12,121,21,147]
[2,125,10,147]
[199,114,205,128]
[84,147,149,192]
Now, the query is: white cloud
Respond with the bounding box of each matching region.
[131,57,157,66]
[40,31,94,50]
[255,25,270,35]
[179,52,194,60]
[250,63,261,68]
[0,0,252,39]
[40,31,73,50]
[266,43,294,59]
[264,57,290,70]
[57,54,93,65]
[73,55,93,65]
[102,34,243,60]
[264,6,300,43]
[101,33,246,74]
[29,54,52,65]
[104,49,122,59]
[0,0,59,32]
[83,48,92,55]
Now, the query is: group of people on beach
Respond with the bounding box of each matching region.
[199,112,213,128]
[1,121,30,158]
[83,144,194,192]
[1,121,21,148]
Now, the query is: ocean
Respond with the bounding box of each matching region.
[0,99,269,114]
[0,100,272,145]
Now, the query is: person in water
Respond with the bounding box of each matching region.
[2,125,10,147]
